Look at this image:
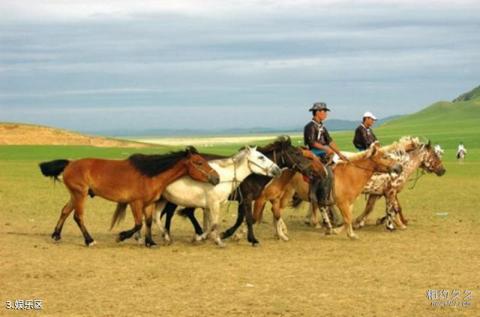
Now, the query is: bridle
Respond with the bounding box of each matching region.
[189,160,217,180]
[271,147,312,176]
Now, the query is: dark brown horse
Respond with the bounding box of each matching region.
[39,146,219,247]
[156,136,322,246]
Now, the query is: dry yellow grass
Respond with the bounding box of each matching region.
[1,159,479,317]
[0,123,149,147]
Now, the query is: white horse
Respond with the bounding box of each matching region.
[120,146,281,247]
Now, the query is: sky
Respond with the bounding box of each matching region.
[1,0,479,133]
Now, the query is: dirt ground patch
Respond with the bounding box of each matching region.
[1,161,479,317]
[0,123,149,147]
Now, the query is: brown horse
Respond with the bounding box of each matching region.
[251,149,326,241]
[254,142,403,240]
[39,146,220,247]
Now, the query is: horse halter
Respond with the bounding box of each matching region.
[190,160,217,180]
[247,155,276,176]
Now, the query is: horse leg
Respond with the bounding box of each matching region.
[271,199,288,241]
[71,191,96,246]
[396,199,408,227]
[305,203,321,228]
[354,194,380,229]
[334,201,358,240]
[328,205,343,228]
[118,201,143,244]
[319,206,333,235]
[162,202,178,244]
[184,208,203,238]
[51,200,74,241]
[206,203,225,247]
[153,200,166,239]
[244,200,260,246]
[143,204,157,247]
[221,202,244,240]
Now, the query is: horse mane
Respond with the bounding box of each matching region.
[213,149,249,168]
[201,153,228,160]
[128,150,193,177]
[257,136,292,154]
[339,148,371,163]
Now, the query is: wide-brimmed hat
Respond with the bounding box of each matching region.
[309,102,330,112]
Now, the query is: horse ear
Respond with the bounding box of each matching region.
[185,146,198,156]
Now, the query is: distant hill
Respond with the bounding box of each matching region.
[375,85,480,149]
[452,85,480,103]
[0,122,150,147]
[89,116,402,137]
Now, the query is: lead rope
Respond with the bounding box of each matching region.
[408,168,425,189]
[226,158,244,214]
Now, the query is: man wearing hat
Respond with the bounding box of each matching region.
[304,102,348,206]
[353,111,378,151]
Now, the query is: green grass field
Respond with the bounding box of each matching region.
[1,98,479,316]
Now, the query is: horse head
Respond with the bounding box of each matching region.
[420,141,446,176]
[244,146,282,177]
[267,136,322,178]
[367,142,403,174]
[184,146,220,185]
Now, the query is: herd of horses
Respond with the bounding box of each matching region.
[39,136,446,247]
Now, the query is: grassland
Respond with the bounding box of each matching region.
[1,99,480,316]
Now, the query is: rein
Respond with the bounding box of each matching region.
[191,161,216,179]
[408,168,425,189]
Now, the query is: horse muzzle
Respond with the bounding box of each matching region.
[391,164,403,174]
[269,165,282,177]
[208,174,220,185]
[435,168,446,176]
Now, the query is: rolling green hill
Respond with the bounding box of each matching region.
[374,86,480,150]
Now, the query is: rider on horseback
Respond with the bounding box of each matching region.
[353,111,378,151]
[304,102,349,206]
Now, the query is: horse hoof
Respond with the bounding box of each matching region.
[348,234,359,240]
[386,223,396,231]
[87,240,97,247]
[191,234,202,243]
[51,233,61,241]
[145,241,157,248]
[353,220,364,229]
[216,240,226,248]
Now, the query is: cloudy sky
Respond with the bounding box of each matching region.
[1,0,479,133]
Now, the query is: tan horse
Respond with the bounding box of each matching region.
[39,147,220,247]
[251,149,326,240]
[254,142,403,240]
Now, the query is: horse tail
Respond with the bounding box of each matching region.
[291,193,303,209]
[110,203,128,230]
[39,159,70,181]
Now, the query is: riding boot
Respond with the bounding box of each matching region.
[318,165,334,206]
[309,178,323,205]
